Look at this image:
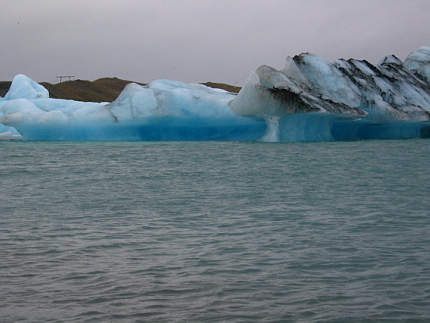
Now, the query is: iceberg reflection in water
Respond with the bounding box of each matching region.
[1,47,430,141]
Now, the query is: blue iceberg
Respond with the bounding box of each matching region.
[0,76,265,141]
[1,47,430,141]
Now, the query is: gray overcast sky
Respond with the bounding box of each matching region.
[2,0,430,85]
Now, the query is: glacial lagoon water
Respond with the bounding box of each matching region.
[1,139,430,322]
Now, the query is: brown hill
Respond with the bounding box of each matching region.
[1,78,240,103]
[40,78,146,102]
[201,82,240,93]
[0,81,12,98]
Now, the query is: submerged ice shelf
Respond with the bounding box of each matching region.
[1,47,430,142]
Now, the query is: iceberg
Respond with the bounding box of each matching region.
[0,75,265,141]
[1,47,430,142]
[229,46,430,141]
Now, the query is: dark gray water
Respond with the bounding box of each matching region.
[1,140,430,322]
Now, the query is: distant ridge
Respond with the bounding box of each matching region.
[201,82,241,94]
[40,78,145,103]
[0,82,12,98]
[0,78,240,102]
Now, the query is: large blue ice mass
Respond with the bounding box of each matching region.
[1,47,430,141]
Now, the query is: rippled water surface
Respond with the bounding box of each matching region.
[1,140,430,322]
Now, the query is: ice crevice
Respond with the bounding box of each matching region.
[1,46,430,141]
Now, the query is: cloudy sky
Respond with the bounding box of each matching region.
[2,0,429,85]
